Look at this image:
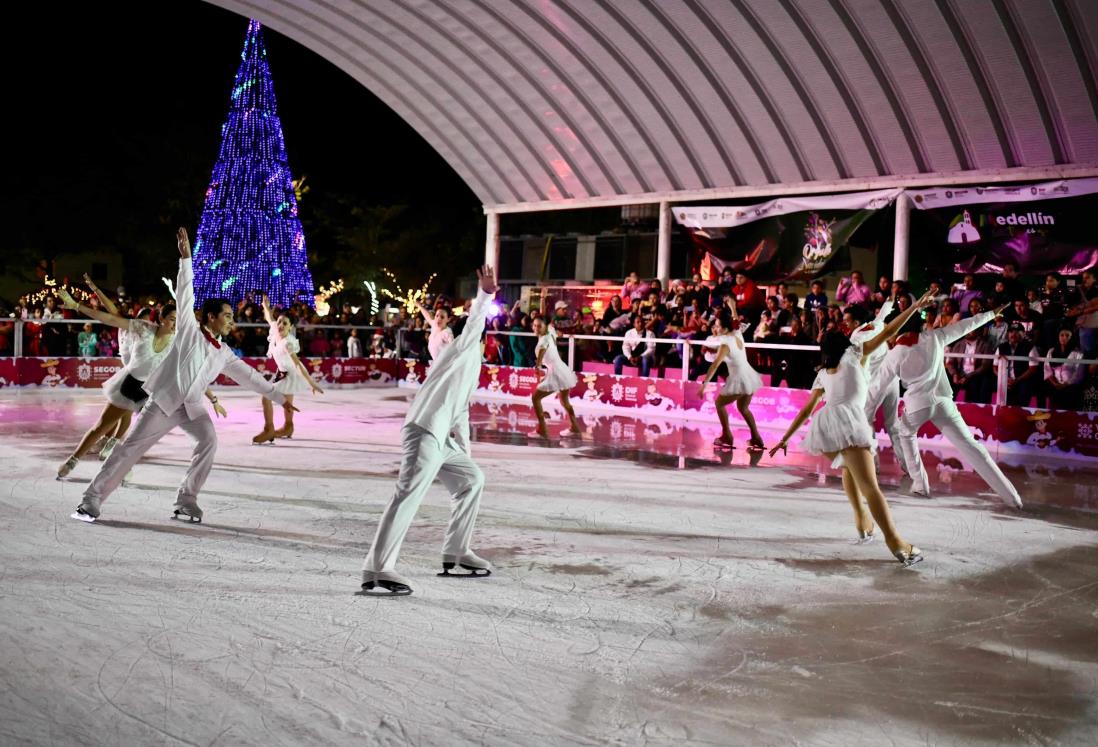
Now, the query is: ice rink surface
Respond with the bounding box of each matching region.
[2,388,1097,746]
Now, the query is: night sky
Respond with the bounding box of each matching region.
[5,1,481,295]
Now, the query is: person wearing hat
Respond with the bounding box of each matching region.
[550,299,576,334]
[995,324,1040,407]
[874,301,1023,508]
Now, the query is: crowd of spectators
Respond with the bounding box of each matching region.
[3,263,1097,412]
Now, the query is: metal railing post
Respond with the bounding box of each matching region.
[14,321,23,358]
[567,335,575,369]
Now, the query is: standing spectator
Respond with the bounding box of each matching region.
[996,324,1040,406]
[614,315,655,376]
[600,295,625,332]
[41,295,66,356]
[946,326,995,403]
[550,300,576,334]
[346,328,363,358]
[771,316,812,388]
[77,323,98,357]
[1041,328,1085,410]
[805,280,828,312]
[835,270,871,307]
[308,330,331,357]
[688,273,712,310]
[927,278,949,305]
[1007,298,1042,341]
[951,273,984,312]
[1000,261,1026,302]
[731,272,764,320]
[1067,269,1098,355]
[715,267,736,302]
[619,272,647,302]
[986,309,1010,349]
[96,330,116,357]
[1039,273,1069,349]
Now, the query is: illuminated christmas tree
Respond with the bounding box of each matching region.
[192,20,314,308]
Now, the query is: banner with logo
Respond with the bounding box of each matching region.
[674,190,898,281]
[908,180,1098,276]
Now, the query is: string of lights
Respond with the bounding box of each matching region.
[20,276,93,307]
[379,269,437,314]
[362,281,381,316]
[192,19,315,310]
[312,279,344,317]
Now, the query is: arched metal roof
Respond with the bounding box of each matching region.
[207,0,1098,212]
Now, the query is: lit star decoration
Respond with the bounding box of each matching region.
[192,19,315,310]
[379,269,437,314]
[362,281,381,316]
[313,279,344,317]
[20,276,93,306]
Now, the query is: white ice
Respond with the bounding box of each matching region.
[2,388,1097,746]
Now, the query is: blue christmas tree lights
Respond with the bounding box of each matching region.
[193,20,315,309]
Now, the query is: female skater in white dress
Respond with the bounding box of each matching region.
[416,300,454,360]
[529,318,581,439]
[771,289,935,565]
[253,295,323,444]
[56,290,223,476]
[697,300,765,450]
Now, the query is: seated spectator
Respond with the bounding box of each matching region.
[986,309,1010,349]
[732,272,764,320]
[369,330,396,359]
[483,317,506,364]
[1039,273,1069,349]
[647,279,665,304]
[1041,328,1085,410]
[614,315,655,376]
[805,280,828,312]
[872,275,893,306]
[947,326,995,403]
[1007,298,1042,341]
[96,330,116,357]
[620,271,648,302]
[835,270,871,307]
[715,267,735,302]
[764,295,789,330]
[771,316,813,388]
[932,298,962,329]
[963,297,985,320]
[996,324,1040,406]
[951,273,984,311]
[688,273,712,310]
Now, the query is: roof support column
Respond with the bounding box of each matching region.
[892,192,911,281]
[484,210,500,272]
[657,201,672,285]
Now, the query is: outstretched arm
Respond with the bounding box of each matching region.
[84,273,119,316]
[697,344,730,396]
[940,304,1008,346]
[862,289,935,358]
[452,265,499,354]
[415,300,435,327]
[56,289,131,330]
[290,351,323,394]
[770,389,824,456]
[175,227,198,335]
[222,357,293,408]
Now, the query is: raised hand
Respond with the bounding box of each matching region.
[83,272,96,288]
[913,288,937,309]
[477,265,499,295]
[56,289,79,310]
[177,227,192,258]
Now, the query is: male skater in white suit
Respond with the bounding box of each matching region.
[72,228,292,523]
[852,293,907,475]
[361,265,499,596]
[875,303,1022,509]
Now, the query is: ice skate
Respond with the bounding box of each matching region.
[98,436,119,461]
[747,436,765,452]
[272,423,294,439]
[527,426,550,440]
[361,569,413,596]
[893,544,924,567]
[561,425,583,438]
[439,551,492,577]
[57,456,79,480]
[853,529,876,545]
[171,500,204,523]
[713,434,734,450]
[252,429,277,445]
[71,496,101,523]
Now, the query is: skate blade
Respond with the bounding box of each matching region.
[437,566,492,578]
[70,511,96,523]
[360,581,412,596]
[170,512,202,524]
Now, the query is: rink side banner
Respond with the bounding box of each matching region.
[3,358,1097,460]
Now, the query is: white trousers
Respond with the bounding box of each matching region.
[363,424,485,573]
[83,404,218,510]
[897,399,1022,506]
[865,379,907,474]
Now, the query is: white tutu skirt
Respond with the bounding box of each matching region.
[720,365,763,397]
[102,368,148,412]
[273,366,313,396]
[537,365,578,393]
[801,404,876,457]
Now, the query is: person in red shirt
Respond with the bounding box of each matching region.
[731,272,764,320]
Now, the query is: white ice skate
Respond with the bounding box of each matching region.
[852,529,876,545]
[893,545,924,567]
[171,500,204,524]
[71,496,101,523]
[438,551,492,578]
[361,569,413,596]
[98,437,119,461]
[57,456,79,480]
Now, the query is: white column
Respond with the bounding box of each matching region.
[484,210,500,271]
[892,193,911,281]
[656,201,672,284]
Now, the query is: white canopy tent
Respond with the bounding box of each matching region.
[206,0,1098,279]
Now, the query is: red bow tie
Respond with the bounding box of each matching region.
[858,323,874,332]
[895,332,920,347]
[202,328,222,349]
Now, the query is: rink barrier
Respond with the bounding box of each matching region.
[3,353,1096,460]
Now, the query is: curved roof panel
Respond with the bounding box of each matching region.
[208,0,1098,210]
